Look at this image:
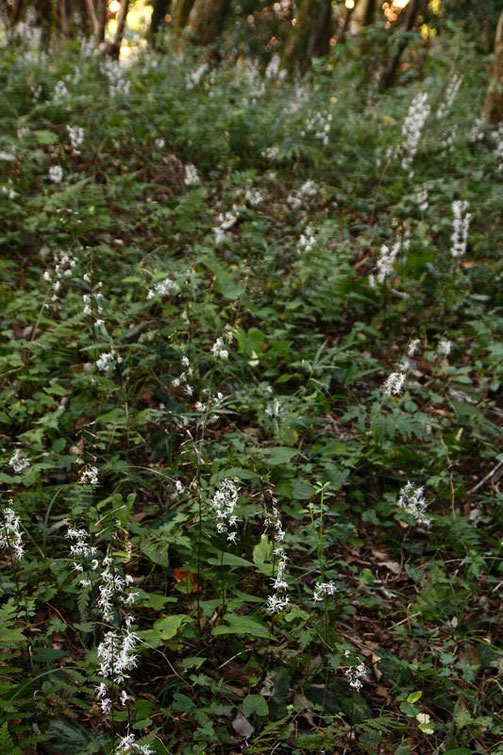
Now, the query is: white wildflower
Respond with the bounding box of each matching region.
[66,125,85,154]
[1,507,24,560]
[211,337,229,360]
[450,200,471,258]
[313,581,338,602]
[437,75,463,120]
[96,349,122,372]
[48,165,63,184]
[374,241,401,285]
[345,661,366,691]
[438,338,451,356]
[382,371,406,396]
[211,479,240,542]
[400,92,430,172]
[184,164,200,186]
[80,466,99,486]
[244,187,263,206]
[397,481,431,527]
[9,449,29,474]
[416,188,428,212]
[147,277,178,300]
[186,63,208,90]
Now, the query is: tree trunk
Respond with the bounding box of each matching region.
[380,0,423,90]
[106,0,130,57]
[483,10,503,124]
[148,0,171,45]
[172,0,195,30]
[351,0,375,33]
[282,0,332,75]
[184,0,231,44]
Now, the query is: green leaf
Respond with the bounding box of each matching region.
[253,536,274,576]
[262,446,298,466]
[207,552,253,567]
[35,129,58,145]
[407,690,423,704]
[212,614,272,639]
[153,614,193,640]
[243,694,269,717]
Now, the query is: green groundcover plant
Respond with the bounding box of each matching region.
[0,23,503,755]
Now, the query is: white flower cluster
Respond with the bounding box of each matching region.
[43,250,78,301]
[172,354,194,396]
[416,188,428,212]
[184,164,200,186]
[116,733,153,755]
[212,209,239,244]
[304,110,333,146]
[469,118,485,144]
[80,466,99,486]
[66,125,85,155]
[67,527,99,582]
[397,481,431,527]
[344,653,367,691]
[441,125,457,153]
[382,371,406,396]
[210,479,240,543]
[244,187,263,206]
[1,507,24,560]
[53,80,69,102]
[265,397,283,419]
[96,349,122,372]
[195,389,224,414]
[298,225,316,253]
[437,75,463,120]
[399,92,430,172]
[97,621,138,685]
[147,276,178,300]
[83,281,105,316]
[313,581,337,602]
[287,179,318,210]
[370,241,400,286]
[264,496,290,614]
[186,63,208,90]
[211,331,232,360]
[438,338,451,356]
[97,556,137,622]
[103,59,130,98]
[450,200,471,258]
[9,449,29,474]
[48,165,63,183]
[262,145,280,161]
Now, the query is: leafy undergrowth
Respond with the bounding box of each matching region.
[1,32,503,755]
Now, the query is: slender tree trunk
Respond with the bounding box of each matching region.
[483,10,503,124]
[148,0,171,45]
[60,0,70,36]
[8,0,24,27]
[107,0,129,57]
[380,0,423,90]
[282,0,332,74]
[351,0,375,33]
[172,0,195,30]
[184,0,231,44]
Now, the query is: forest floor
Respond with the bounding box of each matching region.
[1,33,503,755]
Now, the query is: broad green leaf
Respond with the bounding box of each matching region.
[212,614,272,639]
[243,694,269,717]
[262,446,298,466]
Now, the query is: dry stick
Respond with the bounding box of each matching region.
[467,459,503,496]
